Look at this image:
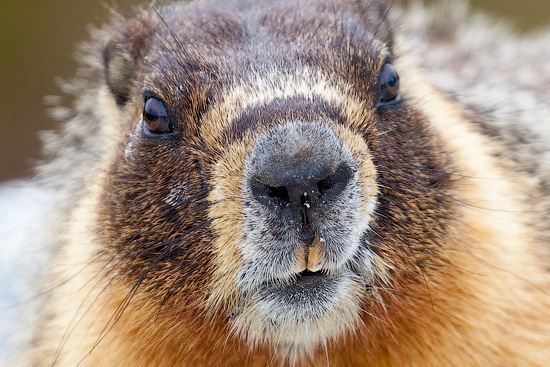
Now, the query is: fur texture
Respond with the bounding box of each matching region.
[1,0,549,366]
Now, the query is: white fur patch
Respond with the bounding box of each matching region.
[230,273,366,361]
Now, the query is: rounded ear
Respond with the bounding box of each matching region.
[103,13,155,106]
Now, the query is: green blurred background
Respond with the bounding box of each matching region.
[0,0,549,181]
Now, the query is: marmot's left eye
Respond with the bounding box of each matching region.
[142,97,172,134]
[378,63,401,104]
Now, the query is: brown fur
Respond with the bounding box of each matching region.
[20,0,550,366]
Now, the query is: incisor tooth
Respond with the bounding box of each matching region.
[296,247,307,272]
[307,245,322,272]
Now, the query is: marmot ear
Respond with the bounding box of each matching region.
[103,13,155,106]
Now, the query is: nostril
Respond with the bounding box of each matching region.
[267,185,290,205]
[316,179,332,195]
[250,179,290,208]
[316,164,353,199]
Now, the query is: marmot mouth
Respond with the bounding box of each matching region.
[245,271,362,330]
[230,270,364,352]
[294,269,326,285]
[264,271,340,303]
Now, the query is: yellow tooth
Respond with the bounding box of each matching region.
[296,247,307,272]
[307,245,322,272]
[297,257,307,272]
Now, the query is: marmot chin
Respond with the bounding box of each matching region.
[3,0,550,366]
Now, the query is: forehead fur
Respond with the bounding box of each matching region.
[149,0,393,53]
[128,0,394,124]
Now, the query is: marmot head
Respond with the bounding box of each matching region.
[98,0,455,361]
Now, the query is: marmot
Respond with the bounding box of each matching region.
[2,0,550,366]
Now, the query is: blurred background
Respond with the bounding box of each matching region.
[0,0,549,181]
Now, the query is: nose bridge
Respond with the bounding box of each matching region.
[249,121,348,182]
[227,92,345,142]
[257,128,340,190]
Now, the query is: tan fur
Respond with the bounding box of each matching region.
[15,1,550,366]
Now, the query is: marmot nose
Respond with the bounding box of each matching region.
[246,122,354,234]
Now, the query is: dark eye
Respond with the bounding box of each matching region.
[143,97,172,134]
[378,63,401,104]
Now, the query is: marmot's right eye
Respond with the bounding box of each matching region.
[143,97,172,134]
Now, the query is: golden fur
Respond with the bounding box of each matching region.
[6,0,548,366]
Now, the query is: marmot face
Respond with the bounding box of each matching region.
[98,0,455,361]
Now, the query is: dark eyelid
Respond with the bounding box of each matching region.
[143,91,162,103]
